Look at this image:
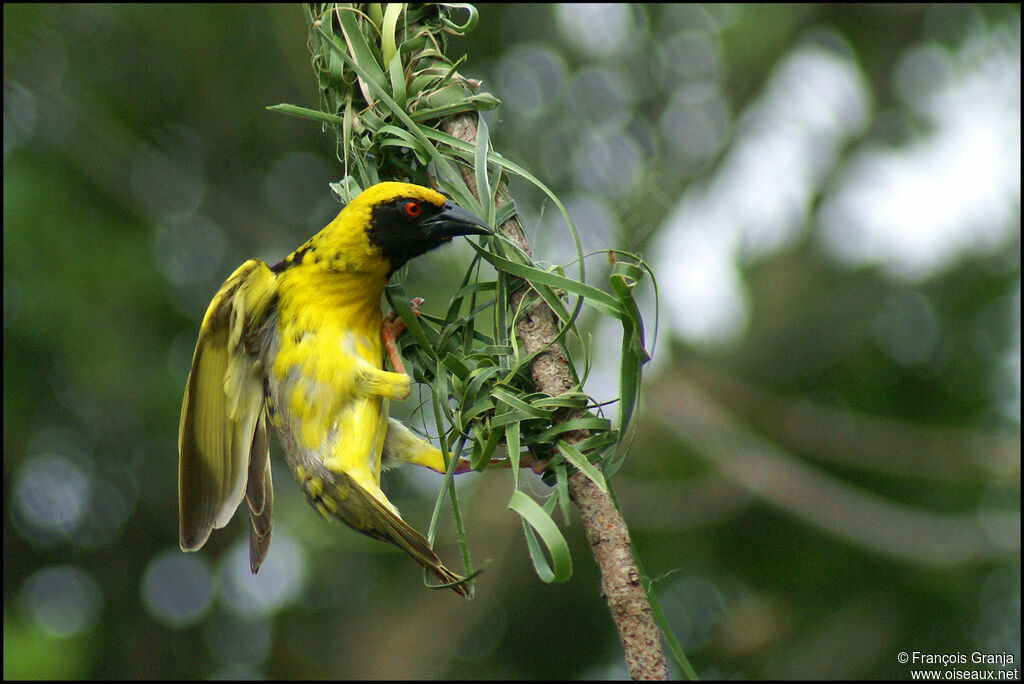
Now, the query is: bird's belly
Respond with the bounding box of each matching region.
[263,324,389,492]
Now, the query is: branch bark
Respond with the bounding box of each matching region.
[441,112,670,681]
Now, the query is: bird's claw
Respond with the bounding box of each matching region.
[382,298,425,375]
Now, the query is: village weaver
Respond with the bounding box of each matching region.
[177,181,489,596]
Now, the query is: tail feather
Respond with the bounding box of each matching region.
[294,463,469,597]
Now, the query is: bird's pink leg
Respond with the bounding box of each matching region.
[381,297,424,375]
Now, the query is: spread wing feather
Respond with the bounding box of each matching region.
[178,260,276,560]
[245,411,273,573]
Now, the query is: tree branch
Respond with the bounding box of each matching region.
[441,112,670,681]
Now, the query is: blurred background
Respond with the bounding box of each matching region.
[4,3,1019,679]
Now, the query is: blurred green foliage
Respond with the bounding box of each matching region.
[4,4,1019,679]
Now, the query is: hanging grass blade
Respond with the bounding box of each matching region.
[508,491,572,583]
[267,102,347,125]
[474,114,494,226]
[437,3,478,32]
[380,2,405,68]
[556,439,608,493]
[387,51,408,110]
[334,7,387,105]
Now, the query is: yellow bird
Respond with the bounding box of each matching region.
[177,182,489,596]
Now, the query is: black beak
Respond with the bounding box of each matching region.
[421,202,491,241]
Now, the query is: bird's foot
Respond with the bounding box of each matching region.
[460,453,551,473]
[382,297,424,375]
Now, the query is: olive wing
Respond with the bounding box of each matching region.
[178,260,276,557]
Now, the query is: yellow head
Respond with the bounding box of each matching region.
[272,182,489,276]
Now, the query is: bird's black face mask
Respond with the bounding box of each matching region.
[369,197,490,274]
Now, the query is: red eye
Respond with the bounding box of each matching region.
[405,201,421,217]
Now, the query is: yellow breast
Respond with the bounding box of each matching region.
[267,265,390,496]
